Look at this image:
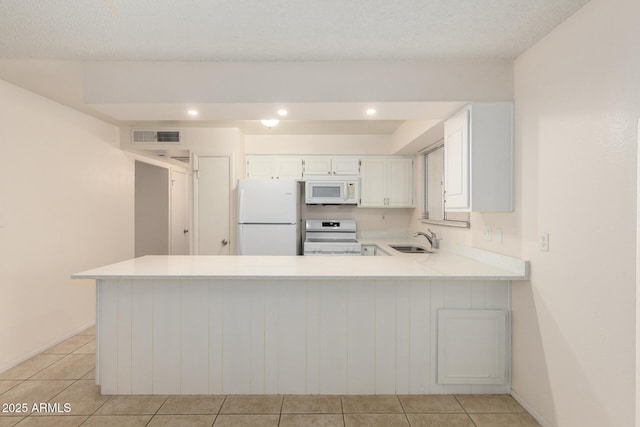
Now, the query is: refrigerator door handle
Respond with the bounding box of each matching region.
[237,225,244,254]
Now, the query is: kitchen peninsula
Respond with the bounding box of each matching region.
[73,245,528,396]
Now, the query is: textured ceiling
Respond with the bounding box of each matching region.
[0,0,590,61]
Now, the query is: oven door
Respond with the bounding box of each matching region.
[303,242,362,256]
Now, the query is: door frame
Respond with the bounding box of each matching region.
[192,153,235,255]
[170,168,190,255]
[131,154,191,256]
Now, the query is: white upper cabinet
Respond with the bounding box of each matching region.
[359,158,387,206]
[360,157,415,208]
[444,103,513,212]
[246,156,303,180]
[303,156,360,176]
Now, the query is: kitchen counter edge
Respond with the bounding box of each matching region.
[72,243,529,281]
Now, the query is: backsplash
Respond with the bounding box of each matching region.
[301,205,413,233]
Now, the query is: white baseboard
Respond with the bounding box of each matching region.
[0,321,95,374]
[511,388,553,427]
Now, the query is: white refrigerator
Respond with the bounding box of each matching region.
[237,179,301,255]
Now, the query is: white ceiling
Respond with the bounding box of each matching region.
[0,0,590,133]
[0,0,590,61]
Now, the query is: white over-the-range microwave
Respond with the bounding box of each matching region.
[305,177,359,205]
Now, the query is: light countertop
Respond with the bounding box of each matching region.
[72,240,529,281]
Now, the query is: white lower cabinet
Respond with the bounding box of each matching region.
[437,309,507,385]
[361,245,377,256]
[361,244,390,256]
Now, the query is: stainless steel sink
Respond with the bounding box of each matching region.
[389,245,432,254]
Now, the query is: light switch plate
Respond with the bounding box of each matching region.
[539,232,549,252]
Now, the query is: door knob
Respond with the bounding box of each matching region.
[183,229,189,234]
[221,239,229,246]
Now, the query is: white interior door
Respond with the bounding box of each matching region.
[195,156,231,255]
[170,169,189,255]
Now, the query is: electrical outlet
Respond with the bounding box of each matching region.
[494,228,503,244]
[539,232,549,252]
[482,226,492,241]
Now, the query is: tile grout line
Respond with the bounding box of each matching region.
[78,392,112,426]
[277,394,284,427]
[0,380,23,398]
[40,342,98,424]
[144,395,170,427]
[396,395,413,427]
[20,343,92,422]
[210,395,228,427]
[454,395,479,427]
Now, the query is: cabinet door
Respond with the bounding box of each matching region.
[375,247,390,256]
[275,157,303,179]
[437,309,506,385]
[303,157,332,176]
[361,245,376,256]
[332,157,360,175]
[386,158,414,207]
[359,159,387,207]
[246,157,274,179]
[444,107,470,210]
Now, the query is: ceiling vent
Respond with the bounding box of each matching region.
[131,129,181,144]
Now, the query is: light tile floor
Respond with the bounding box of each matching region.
[0,327,540,426]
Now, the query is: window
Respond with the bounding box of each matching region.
[421,141,470,228]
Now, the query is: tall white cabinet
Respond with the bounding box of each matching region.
[360,157,414,208]
[444,103,513,212]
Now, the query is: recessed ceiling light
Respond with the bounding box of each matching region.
[277,109,288,116]
[187,109,199,116]
[366,108,377,115]
[261,119,280,128]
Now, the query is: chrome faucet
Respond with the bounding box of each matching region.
[414,229,439,249]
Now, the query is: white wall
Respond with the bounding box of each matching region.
[509,0,639,425]
[85,60,514,105]
[245,134,392,155]
[0,79,134,372]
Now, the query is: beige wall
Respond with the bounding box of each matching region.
[510,0,639,425]
[0,79,134,371]
[245,134,392,155]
